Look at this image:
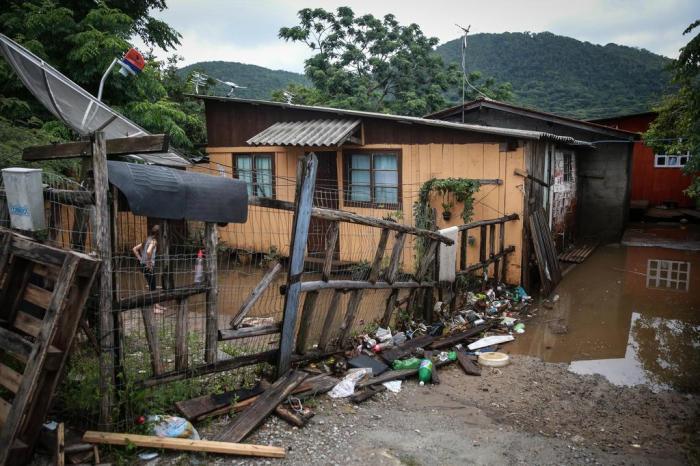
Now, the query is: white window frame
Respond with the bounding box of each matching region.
[646,259,690,291]
[654,152,690,168]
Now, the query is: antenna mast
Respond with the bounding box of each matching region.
[456,24,470,123]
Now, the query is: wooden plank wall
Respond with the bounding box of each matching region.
[202,142,524,284]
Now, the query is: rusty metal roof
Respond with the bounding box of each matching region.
[247,118,361,147]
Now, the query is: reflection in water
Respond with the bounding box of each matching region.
[507,242,700,393]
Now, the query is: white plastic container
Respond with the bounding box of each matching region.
[2,167,45,232]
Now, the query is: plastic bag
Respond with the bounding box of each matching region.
[328,368,371,398]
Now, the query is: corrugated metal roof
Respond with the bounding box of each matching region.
[247,119,361,146]
[191,95,596,148]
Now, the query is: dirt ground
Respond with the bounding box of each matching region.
[150,355,699,465]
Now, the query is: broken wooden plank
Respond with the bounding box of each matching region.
[299,279,433,292]
[295,291,319,354]
[368,228,390,283]
[114,284,208,311]
[277,154,318,376]
[456,352,481,376]
[428,322,495,350]
[229,262,282,328]
[350,384,387,403]
[274,405,314,427]
[249,197,454,244]
[338,290,363,347]
[0,326,33,359]
[318,291,341,351]
[82,431,285,458]
[379,334,438,364]
[385,232,406,284]
[321,222,339,281]
[218,323,280,341]
[216,370,307,443]
[22,134,169,161]
[381,290,399,328]
[175,384,265,421]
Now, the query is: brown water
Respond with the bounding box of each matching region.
[507,243,700,393]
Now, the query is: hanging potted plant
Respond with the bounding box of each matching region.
[441,201,453,221]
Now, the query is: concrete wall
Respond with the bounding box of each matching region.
[454,107,633,242]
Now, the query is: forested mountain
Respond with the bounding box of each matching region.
[178,61,309,100]
[435,31,672,119]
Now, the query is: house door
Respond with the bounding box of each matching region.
[307,151,340,260]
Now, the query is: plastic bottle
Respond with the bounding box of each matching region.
[448,351,457,361]
[194,249,204,283]
[392,357,421,370]
[418,358,433,385]
[372,341,394,353]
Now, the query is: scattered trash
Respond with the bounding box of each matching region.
[382,380,402,393]
[513,323,526,334]
[392,357,421,370]
[329,368,371,398]
[148,415,200,440]
[478,352,510,367]
[418,358,433,386]
[468,335,515,350]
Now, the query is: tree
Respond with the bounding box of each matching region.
[0,0,205,173]
[278,7,460,116]
[645,20,700,199]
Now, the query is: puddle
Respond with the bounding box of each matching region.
[507,243,700,393]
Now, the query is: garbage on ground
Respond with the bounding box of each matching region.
[478,352,510,367]
[382,380,402,393]
[468,335,515,351]
[329,368,371,398]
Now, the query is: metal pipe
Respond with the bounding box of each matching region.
[97,58,117,102]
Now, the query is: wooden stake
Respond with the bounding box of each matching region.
[204,223,218,364]
[93,131,115,429]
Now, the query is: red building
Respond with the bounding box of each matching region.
[592,111,693,208]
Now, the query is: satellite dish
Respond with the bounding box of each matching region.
[0,33,190,167]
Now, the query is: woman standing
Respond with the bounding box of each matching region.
[132,225,162,311]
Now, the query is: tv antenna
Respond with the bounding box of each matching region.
[455,23,491,122]
[212,77,247,97]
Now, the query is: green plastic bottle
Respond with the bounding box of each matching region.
[418,359,433,385]
[392,357,421,370]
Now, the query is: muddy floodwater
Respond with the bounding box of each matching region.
[508,241,700,393]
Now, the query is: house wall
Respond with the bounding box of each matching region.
[453,107,633,242]
[200,142,526,284]
[594,114,693,208]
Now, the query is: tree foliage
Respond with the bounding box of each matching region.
[0,0,204,174]
[436,31,672,119]
[278,7,463,116]
[645,21,700,199]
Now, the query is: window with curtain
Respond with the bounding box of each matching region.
[345,151,399,207]
[234,154,274,198]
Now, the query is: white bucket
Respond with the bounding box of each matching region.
[2,168,45,232]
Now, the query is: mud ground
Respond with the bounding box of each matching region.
[154,355,699,465]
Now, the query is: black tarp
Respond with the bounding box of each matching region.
[107,161,248,224]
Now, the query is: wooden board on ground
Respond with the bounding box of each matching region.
[82,431,285,458]
[216,370,307,442]
[428,323,494,350]
[457,352,481,376]
[175,384,265,421]
[379,334,437,363]
[350,384,387,403]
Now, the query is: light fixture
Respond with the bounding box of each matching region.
[98,47,145,101]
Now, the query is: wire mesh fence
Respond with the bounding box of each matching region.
[0,158,508,431]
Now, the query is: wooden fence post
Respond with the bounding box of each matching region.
[93,131,114,429]
[204,222,218,364]
[277,153,318,376]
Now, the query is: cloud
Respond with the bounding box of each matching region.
[141,0,698,72]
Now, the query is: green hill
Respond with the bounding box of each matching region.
[178,61,309,100]
[435,31,673,119]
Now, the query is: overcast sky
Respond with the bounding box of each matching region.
[145,0,699,72]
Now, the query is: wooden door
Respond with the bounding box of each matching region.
[307,152,339,260]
